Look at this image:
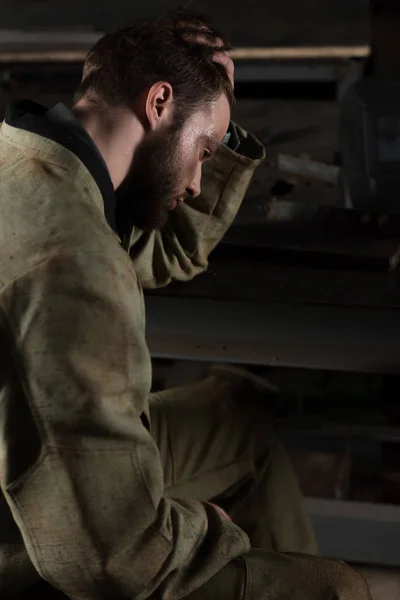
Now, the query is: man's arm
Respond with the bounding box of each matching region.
[0,245,249,599]
[128,124,265,288]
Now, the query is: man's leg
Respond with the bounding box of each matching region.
[149,367,317,554]
[182,549,372,600]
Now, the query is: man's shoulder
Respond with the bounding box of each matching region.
[0,140,122,290]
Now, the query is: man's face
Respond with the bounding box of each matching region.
[119,92,231,231]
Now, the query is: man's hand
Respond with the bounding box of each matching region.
[212,47,234,89]
[178,23,235,89]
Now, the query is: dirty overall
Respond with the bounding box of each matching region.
[0,105,371,599]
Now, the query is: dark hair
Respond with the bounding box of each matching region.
[73,9,234,120]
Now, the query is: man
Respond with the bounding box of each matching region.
[0,10,371,600]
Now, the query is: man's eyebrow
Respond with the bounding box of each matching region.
[201,133,221,147]
[200,133,221,151]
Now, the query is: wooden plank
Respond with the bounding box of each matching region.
[0,51,86,63]
[0,45,370,64]
[232,47,369,60]
[0,28,370,63]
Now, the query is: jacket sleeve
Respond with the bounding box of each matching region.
[0,245,250,600]
[128,125,265,288]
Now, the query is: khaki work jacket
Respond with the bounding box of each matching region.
[0,118,264,599]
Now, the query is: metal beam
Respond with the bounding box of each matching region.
[145,295,400,374]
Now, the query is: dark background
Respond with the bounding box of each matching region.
[0,0,369,47]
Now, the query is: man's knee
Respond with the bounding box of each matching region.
[209,365,282,460]
[181,557,246,600]
[182,550,372,600]
[241,550,372,600]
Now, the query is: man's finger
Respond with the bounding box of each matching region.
[180,28,223,49]
[178,25,235,89]
[212,50,235,88]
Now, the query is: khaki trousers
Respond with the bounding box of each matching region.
[149,370,317,554]
[12,369,372,599]
[149,369,371,600]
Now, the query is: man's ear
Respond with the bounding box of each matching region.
[145,82,174,131]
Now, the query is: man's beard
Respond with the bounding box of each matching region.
[116,121,185,233]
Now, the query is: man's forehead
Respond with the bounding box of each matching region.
[202,113,230,143]
[188,100,230,143]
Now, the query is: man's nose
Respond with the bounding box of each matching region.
[186,163,202,198]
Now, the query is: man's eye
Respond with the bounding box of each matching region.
[203,149,212,160]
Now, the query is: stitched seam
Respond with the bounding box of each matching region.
[1,126,104,210]
[242,554,252,600]
[0,304,49,468]
[1,126,76,169]
[0,306,59,587]
[152,393,176,487]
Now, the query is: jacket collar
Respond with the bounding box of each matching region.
[5,100,117,234]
